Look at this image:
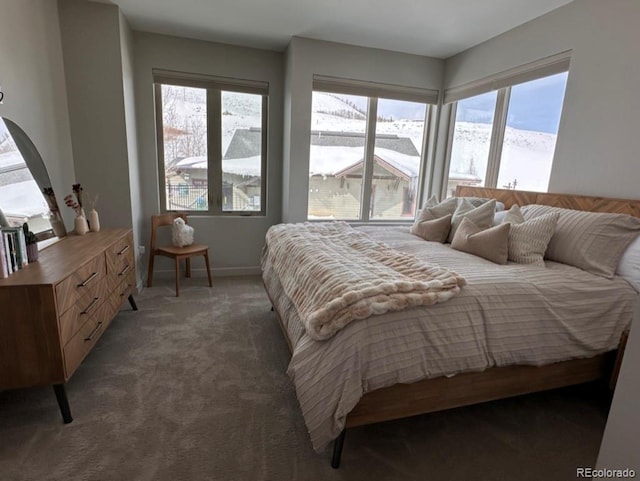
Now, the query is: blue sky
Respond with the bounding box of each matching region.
[456,72,568,134]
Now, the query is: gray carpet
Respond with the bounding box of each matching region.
[0,276,609,480]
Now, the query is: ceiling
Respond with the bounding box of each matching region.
[107,0,574,58]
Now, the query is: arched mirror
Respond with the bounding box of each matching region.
[0,117,66,240]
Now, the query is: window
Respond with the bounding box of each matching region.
[498,72,568,191]
[446,91,497,197]
[154,71,268,215]
[307,78,436,221]
[444,54,569,196]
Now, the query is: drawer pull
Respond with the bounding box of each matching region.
[84,322,103,342]
[77,272,98,287]
[117,245,130,256]
[81,297,100,315]
[120,284,132,297]
[118,264,131,277]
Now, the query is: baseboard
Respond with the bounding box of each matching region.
[147,266,261,280]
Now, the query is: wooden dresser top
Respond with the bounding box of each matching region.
[0,228,131,287]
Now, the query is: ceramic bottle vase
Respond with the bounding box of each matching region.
[74,214,89,235]
[88,209,100,232]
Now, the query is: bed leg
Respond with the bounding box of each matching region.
[331,429,346,469]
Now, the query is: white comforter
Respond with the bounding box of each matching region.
[261,225,637,452]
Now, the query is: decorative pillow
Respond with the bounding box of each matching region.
[414,195,457,223]
[507,212,560,266]
[616,236,640,292]
[410,214,452,243]
[502,204,525,224]
[493,204,524,225]
[448,198,496,243]
[451,217,510,264]
[521,204,640,278]
[461,196,505,212]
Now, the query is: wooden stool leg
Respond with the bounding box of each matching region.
[174,257,180,297]
[147,252,155,287]
[204,251,212,287]
[186,258,191,278]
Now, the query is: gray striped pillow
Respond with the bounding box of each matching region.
[521,204,640,278]
[507,212,560,266]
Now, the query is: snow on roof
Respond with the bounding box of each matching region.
[176,155,262,177]
[309,145,420,177]
[309,146,362,176]
[223,155,261,176]
[375,148,420,177]
[176,156,206,169]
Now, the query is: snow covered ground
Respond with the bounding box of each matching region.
[161,88,558,192]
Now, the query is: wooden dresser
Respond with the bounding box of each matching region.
[0,228,137,422]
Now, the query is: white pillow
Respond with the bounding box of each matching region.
[616,235,640,292]
[493,204,524,226]
[458,196,505,212]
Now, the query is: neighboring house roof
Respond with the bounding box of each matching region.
[177,129,421,179]
[310,146,419,178]
[175,155,262,177]
[163,125,189,140]
[310,130,419,156]
[224,128,262,159]
[223,128,420,159]
[333,149,420,180]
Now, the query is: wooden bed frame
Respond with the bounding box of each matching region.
[267,186,638,468]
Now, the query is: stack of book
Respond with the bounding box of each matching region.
[0,226,29,279]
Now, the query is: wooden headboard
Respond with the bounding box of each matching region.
[456,186,640,218]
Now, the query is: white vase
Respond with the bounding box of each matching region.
[74,215,89,235]
[88,209,100,232]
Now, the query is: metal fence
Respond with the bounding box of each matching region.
[165,182,253,211]
[165,183,208,210]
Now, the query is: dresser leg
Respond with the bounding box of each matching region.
[128,294,138,311]
[53,384,73,424]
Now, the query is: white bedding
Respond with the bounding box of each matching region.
[261,225,637,452]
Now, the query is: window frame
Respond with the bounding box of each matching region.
[153,70,269,216]
[441,52,570,198]
[308,78,438,223]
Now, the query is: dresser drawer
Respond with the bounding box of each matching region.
[55,254,107,315]
[107,268,136,314]
[107,233,134,279]
[63,303,109,378]
[58,277,109,346]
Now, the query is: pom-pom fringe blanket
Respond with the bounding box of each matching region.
[262,222,465,341]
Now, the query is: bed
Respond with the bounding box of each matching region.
[261,186,640,467]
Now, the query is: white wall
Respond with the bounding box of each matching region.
[120,12,144,289]
[282,37,444,222]
[597,308,640,473]
[58,0,134,232]
[443,0,640,469]
[0,0,75,229]
[133,32,284,276]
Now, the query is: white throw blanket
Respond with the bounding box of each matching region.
[263,222,465,340]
